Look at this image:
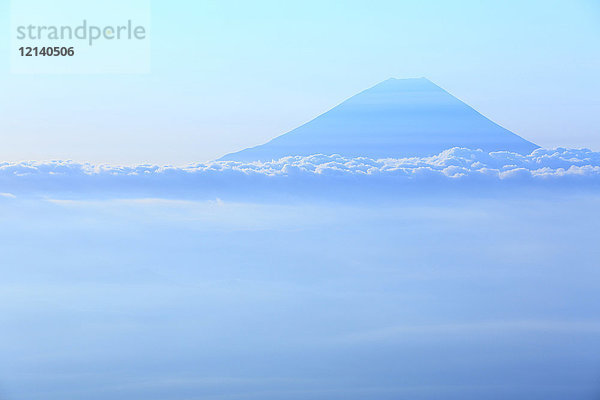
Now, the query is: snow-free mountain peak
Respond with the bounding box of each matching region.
[220,78,539,161]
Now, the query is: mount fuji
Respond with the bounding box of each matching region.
[221,78,539,161]
[220,78,538,161]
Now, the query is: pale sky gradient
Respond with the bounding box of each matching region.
[0,0,599,164]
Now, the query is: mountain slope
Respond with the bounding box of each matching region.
[220,78,539,161]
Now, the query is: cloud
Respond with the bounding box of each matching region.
[0,148,599,199]
[336,320,600,344]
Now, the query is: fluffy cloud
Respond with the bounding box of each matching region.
[1,148,599,199]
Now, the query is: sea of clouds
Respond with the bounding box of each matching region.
[2,147,600,400]
[1,148,599,199]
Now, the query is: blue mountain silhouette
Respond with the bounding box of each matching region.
[220,78,538,161]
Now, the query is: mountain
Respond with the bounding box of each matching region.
[220,78,539,161]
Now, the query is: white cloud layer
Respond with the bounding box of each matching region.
[1,148,599,198]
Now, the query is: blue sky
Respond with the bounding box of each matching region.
[0,0,598,163]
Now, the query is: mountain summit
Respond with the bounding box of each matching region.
[220,78,538,161]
